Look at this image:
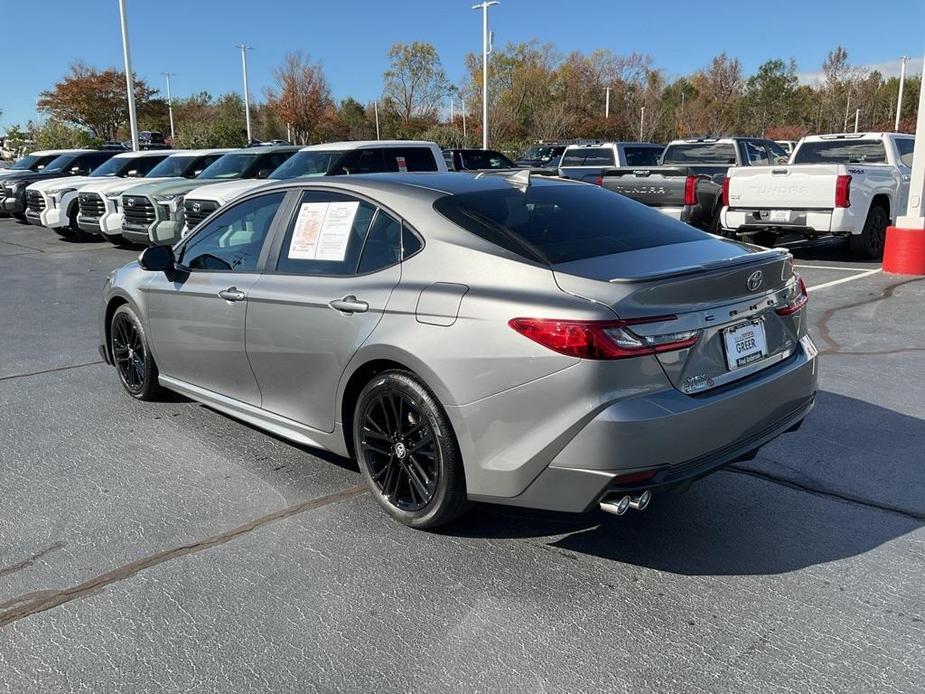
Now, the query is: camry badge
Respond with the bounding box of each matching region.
[746,270,764,292]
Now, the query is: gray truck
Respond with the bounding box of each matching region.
[599,137,789,232]
[557,141,663,183]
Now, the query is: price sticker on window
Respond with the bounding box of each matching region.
[396,156,408,173]
[288,201,359,261]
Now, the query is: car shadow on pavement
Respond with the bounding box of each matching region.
[447,391,923,576]
[781,236,881,265]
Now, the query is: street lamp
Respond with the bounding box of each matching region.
[161,72,176,141]
[234,44,254,143]
[472,1,499,150]
[896,56,909,132]
[117,0,139,151]
[605,86,610,119]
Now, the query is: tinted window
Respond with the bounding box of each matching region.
[433,181,704,264]
[275,191,376,275]
[10,154,52,171]
[335,149,386,175]
[560,147,615,167]
[198,153,261,179]
[519,145,564,163]
[91,155,167,178]
[43,153,83,174]
[357,212,402,273]
[255,151,294,176]
[390,147,439,172]
[272,150,345,178]
[742,141,770,165]
[792,140,887,164]
[767,141,789,161]
[662,143,737,165]
[73,152,115,174]
[458,150,514,170]
[623,146,662,166]
[895,138,915,167]
[402,226,423,258]
[181,192,285,272]
[147,154,218,178]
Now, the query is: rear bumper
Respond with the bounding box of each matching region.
[472,336,819,513]
[723,208,861,236]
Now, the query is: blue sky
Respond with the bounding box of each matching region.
[2,0,923,129]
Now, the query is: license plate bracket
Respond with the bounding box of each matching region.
[723,320,768,371]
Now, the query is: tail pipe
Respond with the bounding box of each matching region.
[599,490,651,516]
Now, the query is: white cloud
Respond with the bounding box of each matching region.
[798,55,924,85]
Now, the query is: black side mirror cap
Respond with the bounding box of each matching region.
[138,245,175,273]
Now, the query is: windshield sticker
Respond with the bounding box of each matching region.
[396,156,408,173]
[288,201,359,261]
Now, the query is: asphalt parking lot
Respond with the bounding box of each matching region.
[0,219,922,693]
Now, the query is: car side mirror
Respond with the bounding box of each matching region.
[138,245,175,273]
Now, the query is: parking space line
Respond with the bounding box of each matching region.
[806,268,881,293]
[794,264,876,272]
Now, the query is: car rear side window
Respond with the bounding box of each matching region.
[895,138,915,167]
[560,148,615,167]
[623,147,662,166]
[742,141,770,165]
[433,181,704,265]
[792,140,888,164]
[275,191,376,275]
[389,147,440,172]
[357,211,402,274]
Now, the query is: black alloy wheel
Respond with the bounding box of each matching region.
[354,371,469,528]
[110,305,163,400]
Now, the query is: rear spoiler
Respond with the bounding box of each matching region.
[607,248,791,284]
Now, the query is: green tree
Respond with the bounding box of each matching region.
[740,59,799,135]
[383,42,447,129]
[33,119,98,149]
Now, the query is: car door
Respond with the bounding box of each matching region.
[145,191,287,404]
[245,189,407,431]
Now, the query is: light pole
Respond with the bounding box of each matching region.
[472,1,499,150]
[374,101,380,140]
[605,86,610,119]
[639,106,645,140]
[235,44,254,143]
[854,108,860,133]
[161,72,176,141]
[895,56,909,132]
[117,0,139,151]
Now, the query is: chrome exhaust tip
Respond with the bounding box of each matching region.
[629,490,651,511]
[600,494,631,516]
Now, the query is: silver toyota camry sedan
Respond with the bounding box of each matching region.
[99,171,818,529]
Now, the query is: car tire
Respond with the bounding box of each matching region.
[353,370,470,529]
[12,212,27,223]
[850,205,888,260]
[110,304,164,401]
[68,206,92,242]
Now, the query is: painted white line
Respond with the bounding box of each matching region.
[806,268,882,292]
[795,264,878,272]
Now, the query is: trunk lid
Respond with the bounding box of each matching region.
[728,164,845,209]
[553,240,802,393]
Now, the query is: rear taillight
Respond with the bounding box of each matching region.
[775,275,808,316]
[684,175,699,206]
[595,175,603,186]
[835,174,851,208]
[508,316,699,360]
[721,176,731,207]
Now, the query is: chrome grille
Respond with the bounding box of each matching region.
[123,195,156,225]
[78,192,105,219]
[183,198,218,228]
[25,190,46,213]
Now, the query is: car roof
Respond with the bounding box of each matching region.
[165,148,235,157]
[227,145,301,155]
[564,142,661,148]
[804,132,913,141]
[112,149,176,159]
[298,140,438,152]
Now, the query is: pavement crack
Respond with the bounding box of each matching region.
[0,485,367,629]
[0,542,66,579]
[0,360,104,383]
[727,465,924,521]
[814,277,925,355]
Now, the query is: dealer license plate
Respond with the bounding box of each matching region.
[769,209,794,223]
[723,320,768,370]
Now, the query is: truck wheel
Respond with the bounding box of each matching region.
[849,206,887,260]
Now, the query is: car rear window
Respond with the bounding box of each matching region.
[792,140,887,164]
[433,181,704,264]
[560,147,615,167]
[662,143,737,164]
[623,146,662,166]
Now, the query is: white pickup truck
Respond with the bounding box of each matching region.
[721,132,915,258]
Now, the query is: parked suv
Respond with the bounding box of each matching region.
[0,149,76,214]
[178,141,448,240]
[80,149,231,243]
[26,150,172,239]
[119,145,298,246]
[1,150,117,222]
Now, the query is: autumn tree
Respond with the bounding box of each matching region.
[37,62,158,141]
[383,42,448,129]
[265,52,334,144]
[686,53,744,135]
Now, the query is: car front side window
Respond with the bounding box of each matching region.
[180,192,286,273]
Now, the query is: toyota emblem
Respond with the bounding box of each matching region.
[126,198,135,207]
[746,270,764,292]
[191,201,201,212]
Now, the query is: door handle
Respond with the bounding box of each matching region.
[329,295,369,314]
[218,287,246,302]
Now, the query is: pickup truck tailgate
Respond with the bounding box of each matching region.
[728,165,842,209]
[602,167,690,208]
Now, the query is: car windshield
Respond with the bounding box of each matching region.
[792,140,888,164]
[662,143,737,164]
[560,147,615,167]
[270,150,343,179]
[147,155,200,178]
[519,145,561,162]
[89,157,133,177]
[42,153,82,174]
[460,150,514,169]
[10,155,44,171]
[433,181,704,264]
[198,153,260,179]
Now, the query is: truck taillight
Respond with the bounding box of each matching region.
[835,174,851,208]
[721,176,731,207]
[595,175,603,186]
[684,175,699,206]
[509,316,699,360]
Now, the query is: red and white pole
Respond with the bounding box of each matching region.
[883,55,925,275]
